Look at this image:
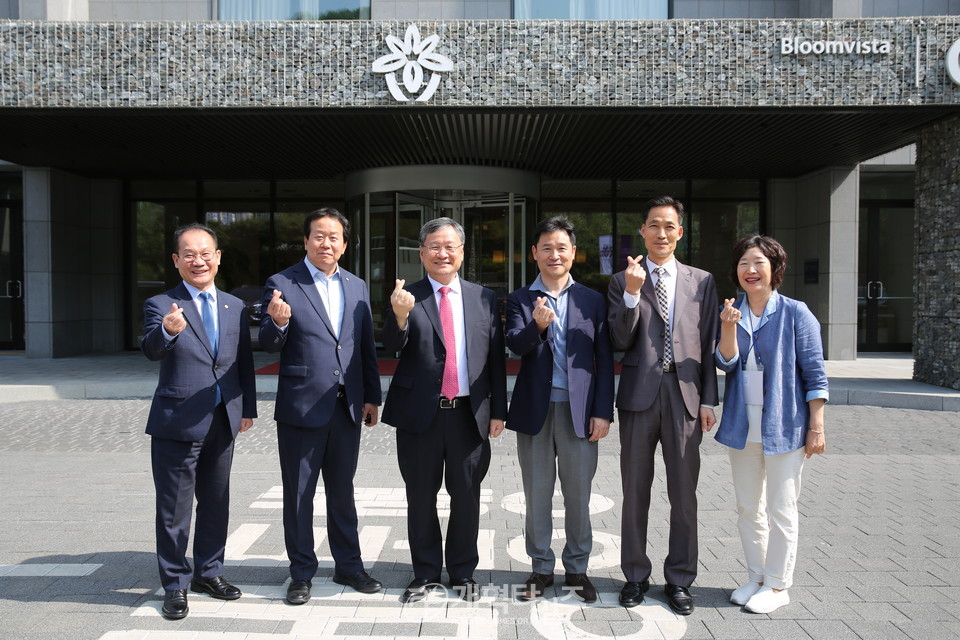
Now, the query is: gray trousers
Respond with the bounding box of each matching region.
[619,371,702,587]
[517,401,599,574]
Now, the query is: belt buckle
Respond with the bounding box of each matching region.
[439,397,454,409]
[663,362,676,373]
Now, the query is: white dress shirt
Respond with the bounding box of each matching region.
[428,275,469,398]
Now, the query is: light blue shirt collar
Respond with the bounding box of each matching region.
[737,290,780,333]
[182,281,216,303]
[303,256,340,282]
[530,273,575,297]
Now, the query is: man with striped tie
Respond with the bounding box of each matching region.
[606,196,719,615]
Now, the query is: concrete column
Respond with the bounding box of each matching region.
[914,114,960,390]
[766,166,859,360]
[23,168,122,358]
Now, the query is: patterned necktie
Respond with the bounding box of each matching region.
[654,267,673,370]
[199,291,219,357]
[438,286,459,400]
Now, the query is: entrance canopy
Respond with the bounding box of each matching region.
[0,17,958,179]
[0,105,953,179]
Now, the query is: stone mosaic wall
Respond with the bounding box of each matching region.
[915,113,960,390]
[0,18,958,108]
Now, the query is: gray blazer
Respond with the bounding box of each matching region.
[606,262,719,418]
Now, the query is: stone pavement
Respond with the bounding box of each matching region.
[1,396,959,640]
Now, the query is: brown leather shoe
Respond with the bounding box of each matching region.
[564,573,598,603]
[517,572,554,601]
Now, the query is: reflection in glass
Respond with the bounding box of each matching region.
[515,0,667,19]
[218,0,370,19]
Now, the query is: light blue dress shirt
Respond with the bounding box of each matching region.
[530,273,575,402]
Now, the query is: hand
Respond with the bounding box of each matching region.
[489,419,505,438]
[267,289,292,327]
[361,403,379,427]
[720,298,741,326]
[699,406,716,432]
[532,296,556,331]
[162,303,186,335]
[239,418,254,433]
[390,279,415,329]
[587,417,610,442]
[805,427,825,458]
[624,255,647,295]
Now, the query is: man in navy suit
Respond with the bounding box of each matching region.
[141,223,257,620]
[505,216,614,604]
[382,217,507,603]
[260,208,382,605]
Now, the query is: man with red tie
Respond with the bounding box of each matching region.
[381,217,508,604]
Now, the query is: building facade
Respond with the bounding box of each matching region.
[0,0,959,389]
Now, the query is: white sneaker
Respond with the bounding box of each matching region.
[730,580,763,605]
[745,585,790,613]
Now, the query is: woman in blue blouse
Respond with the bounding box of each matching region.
[715,235,828,614]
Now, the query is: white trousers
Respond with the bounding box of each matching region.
[728,442,806,590]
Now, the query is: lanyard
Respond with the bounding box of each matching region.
[743,306,764,371]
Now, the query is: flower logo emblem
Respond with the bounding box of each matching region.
[948,38,960,86]
[372,24,454,102]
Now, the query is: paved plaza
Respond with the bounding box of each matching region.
[1,391,959,640]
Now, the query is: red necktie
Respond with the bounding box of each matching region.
[438,286,459,400]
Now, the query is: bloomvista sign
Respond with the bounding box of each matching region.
[781,37,892,55]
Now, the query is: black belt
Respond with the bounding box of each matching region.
[439,397,469,409]
[337,385,346,398]
[662,362,676,373]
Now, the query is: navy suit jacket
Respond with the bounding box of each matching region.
[607,261,719,418]
[381,277,507,438]
[141,283,257,441]
[259,261,381,427]
[505,282,614,438]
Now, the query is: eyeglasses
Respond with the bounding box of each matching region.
[423,243,463,254]
[179,252,215,263]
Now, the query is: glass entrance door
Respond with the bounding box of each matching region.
[857,204,913,351]
[355,188,529,343]
[0,201,24,350]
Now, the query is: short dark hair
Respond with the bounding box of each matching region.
[419,217,465,246]
[642,196,685,226]
[730,235,788,290]
[303,207,350,243]
[173,223,218,250]
[532,215,576,247]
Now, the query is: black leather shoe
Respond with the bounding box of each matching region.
[450,576,481,602]
[565,573,597,603]
[517,572,554,601]
[190,576,242,600]
[286,579,312,605]
[664,583,694,615]
[399,576,443,603]
[161,589,188,620]
[333,569,383,594]
[619,580,650,608]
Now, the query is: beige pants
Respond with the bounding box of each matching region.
[728,442,806,590]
